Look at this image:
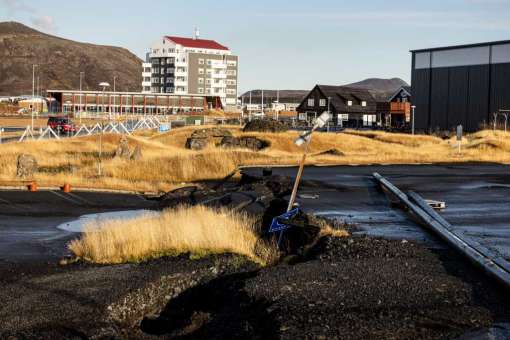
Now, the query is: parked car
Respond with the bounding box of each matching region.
[47,116,76,134]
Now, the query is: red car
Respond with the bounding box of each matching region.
[47,116,77,133]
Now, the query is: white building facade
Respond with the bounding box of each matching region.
[142,32,238,110]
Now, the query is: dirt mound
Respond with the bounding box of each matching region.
[243,119,289,133]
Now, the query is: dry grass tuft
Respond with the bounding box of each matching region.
[68,205,277,265]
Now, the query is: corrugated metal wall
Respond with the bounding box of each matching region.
[410,69,430,130]
[412,56,510,131]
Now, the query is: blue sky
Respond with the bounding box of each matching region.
[1,0,510,92]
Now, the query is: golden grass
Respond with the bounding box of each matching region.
[0,126,509,191]
[68,205,276,265]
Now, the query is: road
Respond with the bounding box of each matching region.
[0,190,159,262]
[244,163,510,263]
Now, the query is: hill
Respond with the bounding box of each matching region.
[345,78,409,100]
[0,21,142,96]
[239,90,309,104]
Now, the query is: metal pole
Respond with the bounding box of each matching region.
[79,72,84,124]
[411,105,416,135]
[31,64,37,131]
[113,76,117,120]
[287,138,311,212]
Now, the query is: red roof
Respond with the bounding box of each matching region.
[165,36,229,51]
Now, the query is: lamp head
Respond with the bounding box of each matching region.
[315,111,331,128]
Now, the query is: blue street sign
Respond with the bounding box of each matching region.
[269,208,300,233]
[159,124,170,132]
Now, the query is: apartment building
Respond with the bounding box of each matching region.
[142,30,238,110]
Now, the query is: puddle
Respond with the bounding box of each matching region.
[457,322,510,340]
[314,209,442,246]
[56,209,156,232]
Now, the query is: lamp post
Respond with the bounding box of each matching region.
[31,64,38,131]
[97,82,110,177]
[79,72,84,124]
[411,105,416,135]
[113,76,117,120]
[279,111,330,246]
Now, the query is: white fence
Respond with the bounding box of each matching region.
[17,116,169,143]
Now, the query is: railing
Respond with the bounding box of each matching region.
[390,102,411,114]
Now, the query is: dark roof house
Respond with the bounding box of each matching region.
[297,85,378,127]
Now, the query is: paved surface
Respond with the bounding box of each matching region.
[0,190,159,262]
[244,163,510,262]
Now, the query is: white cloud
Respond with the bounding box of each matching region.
[1,0,56,33]
[30,15,55,33]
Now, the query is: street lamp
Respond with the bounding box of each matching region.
[113,76,117,120]
[31,64,38,131]
[411,105,416,135]
[97,82,110,177]
[79,72,84,123]
[278,111,330,246]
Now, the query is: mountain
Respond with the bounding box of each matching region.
[0,21,142,96]
[345,78,409,101]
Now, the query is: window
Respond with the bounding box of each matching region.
[347,100,353,106]
[160,77,164,84]
[227,60,237,66]
[361,101,367,107]
[298,112,307,121]
[198,78,204,84]
[226,70,237,76]
[207,60,212,65]
[198,88,204,94]
[206,88,211,94]
[198,68,205,74]
[363,114,377,127]
[307,98,315,107]
[167,68,174,74]
[338,114,349,121]
[166,78,173,84]
[206,79,211,85]
[199,59,205,65]
[319,99,326,107]
[227,79,237,85]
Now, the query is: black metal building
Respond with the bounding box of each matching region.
[411,40,510,132]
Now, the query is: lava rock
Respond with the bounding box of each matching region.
[130,145,142,161]
[114,136,131,159]
[185,138,208,150]
[220,136,269,151]
[16,154,37,178]
[243,119,289,133]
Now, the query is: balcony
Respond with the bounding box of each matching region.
[175,79,187,86]
[211,72,227,79]
[210,61,227,69]
[175,70,187,77]
[390,102,411,115]
[142,71,151,77]
[142,81,151,87]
